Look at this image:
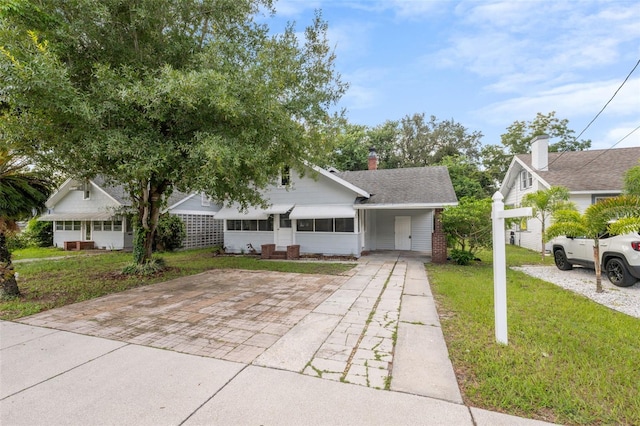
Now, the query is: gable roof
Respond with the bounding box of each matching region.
[336,166,458,207]
[46,176,198,211]
[507,147,640,193]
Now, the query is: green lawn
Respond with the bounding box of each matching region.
[428,245,640,426]
[12,246,86,260]
[1,248,355,320]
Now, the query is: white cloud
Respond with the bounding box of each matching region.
[480,77,640,120]
[435,1,640,94]
[598,123,640,150]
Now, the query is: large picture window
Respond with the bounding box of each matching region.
[227,215,274,231]
[297,218,354,233]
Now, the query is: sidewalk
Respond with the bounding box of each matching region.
[1,252,557,425]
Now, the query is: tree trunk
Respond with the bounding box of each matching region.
[133,178,168,265]
[593,243,603,293]
[0,232,21,298]
[540,220,546,262]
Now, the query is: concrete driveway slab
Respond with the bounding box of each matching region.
[1,343,244,426]
[183,365,473,426]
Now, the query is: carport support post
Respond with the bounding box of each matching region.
[491,192,532,345]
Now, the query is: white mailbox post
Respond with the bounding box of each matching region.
[491,192,532,345]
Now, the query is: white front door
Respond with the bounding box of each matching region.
[276,213,293,249]
[395,216,411,250]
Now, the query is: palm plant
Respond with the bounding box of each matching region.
[521,186,572,261]
[546,195,640,293]
[0,148,53,297]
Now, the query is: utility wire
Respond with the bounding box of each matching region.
[578,124,640,169]
[545,58,640,169]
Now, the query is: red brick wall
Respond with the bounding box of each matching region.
[431,209,447,264]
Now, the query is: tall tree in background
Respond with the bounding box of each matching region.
[0,147,53,297]
[484,112,591,184]
[1,0,346,265]
[393,114,482,168]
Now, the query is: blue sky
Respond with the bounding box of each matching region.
[266,0,640,150]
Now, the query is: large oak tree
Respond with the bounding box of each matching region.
[1,0,346,264]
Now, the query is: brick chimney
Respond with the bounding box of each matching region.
[530,134,549,171]
[368,147,378,171]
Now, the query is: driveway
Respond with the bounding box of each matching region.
[18,269,348,363]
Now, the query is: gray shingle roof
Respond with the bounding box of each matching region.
[516,147,640,192]
[336,166,458,205]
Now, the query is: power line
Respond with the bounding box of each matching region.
[579,124,640,169]
[546,58,640,169]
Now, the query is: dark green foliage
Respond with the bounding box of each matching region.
[154,214,185,252]
[23,218,52,247]
[441,197,492,255]
[450,249,475,265]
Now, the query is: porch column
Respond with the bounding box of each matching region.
[432,208,447,264]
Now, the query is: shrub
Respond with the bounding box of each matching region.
[121,256,166,276]
[450,249,475,265]
[5,231,28,250]
[154,214,186,252]
[24,219,53,247]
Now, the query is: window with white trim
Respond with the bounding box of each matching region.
[297,218,354,233]
[201,193,211,207]
[226,216,274,231]
[520,170,532,189]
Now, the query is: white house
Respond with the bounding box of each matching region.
[500,135,640,253]
[219,154,458,260]
[39,177,223,250]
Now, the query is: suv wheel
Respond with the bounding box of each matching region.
[554,249,573,271]
[605,258,636,287]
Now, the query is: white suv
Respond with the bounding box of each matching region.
[552,232,640,287]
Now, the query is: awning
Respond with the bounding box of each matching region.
[289,205,355,219]
[38,212,117,221]
[215,204,293,220]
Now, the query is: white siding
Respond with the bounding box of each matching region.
[91,230,126,250]
[224,231,275,254]
[53,183,120,214]
[263,169,358,206]
[53,230,82,248]
[570,194,593,213]
[295,232,360,256]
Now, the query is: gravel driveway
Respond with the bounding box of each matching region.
[512,265,640,319]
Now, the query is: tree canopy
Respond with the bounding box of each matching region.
[1,0,346,263]
[482,112,591,184]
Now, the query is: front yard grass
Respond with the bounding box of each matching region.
[428,245,640,426]
[1,248,355,320]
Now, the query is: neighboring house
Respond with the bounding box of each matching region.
[219,152,457,260]
[500,135,640,253]
[39,177,223,250]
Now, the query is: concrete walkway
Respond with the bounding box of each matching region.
[1,252,557,425]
